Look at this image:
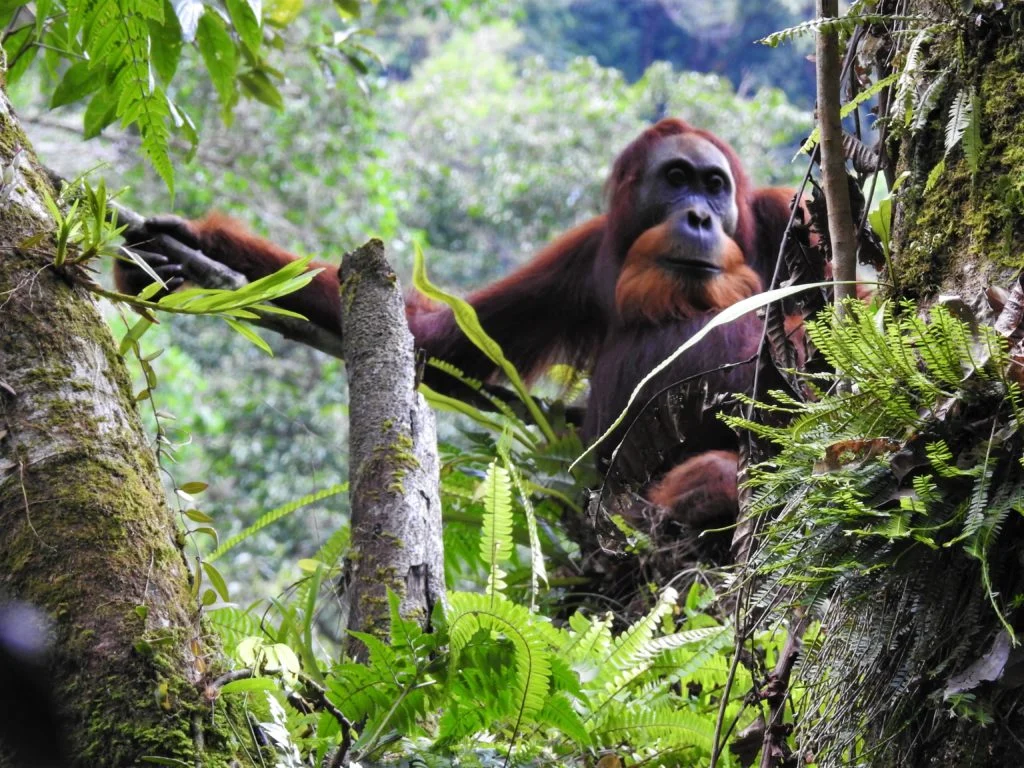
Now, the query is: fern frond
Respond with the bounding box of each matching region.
[564,611,615,665]
[447,591,553,722]
[944,88,972,155]
[759,15,925,48]
[207,483,348,562]
[536,692,592,746]
[207,606,264,652]
[80,0,176,191]
[588,588,677,700]
[910,72,948,133]
[478,461,514,597]
[500,445,549,604]
[594,705,715,753]
[963,89,983,172]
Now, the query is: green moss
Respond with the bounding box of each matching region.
[0,188,257,764]
[892,27,1024,298]
[340,269,361,314]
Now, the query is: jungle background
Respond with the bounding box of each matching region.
[13,0,1023,765]
[14,0,814,602]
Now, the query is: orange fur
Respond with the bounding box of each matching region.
[615,222,761,324]
[646,450,739,527]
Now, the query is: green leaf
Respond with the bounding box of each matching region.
[799,72,898,156]
[226,0,261,51]
[868,197,892,259]
[333,0,359,18]
[963,89,982,173]
[149,3,183,83]
[447,591,552,721]
[265,0,302,25]
[225,318,271,354]
[180,481,208,494]
[207,484,347,562]
[412,243,556,443]
[119,317,153,354]
[4,26,37,85]
[197,9,239,116]
[51,61,102,107]
[220,677,279,694]
[478,460,513,596]
[184,508,214,523]
[925,157,946,193]
[238,69,284,109]
[201,562,230,601]
[83,87,119,138]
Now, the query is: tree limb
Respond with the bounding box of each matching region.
[815,0,858,313]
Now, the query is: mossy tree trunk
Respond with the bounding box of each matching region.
[339,240,445,661]
[800,4,1024,766]
[0,67,259,766]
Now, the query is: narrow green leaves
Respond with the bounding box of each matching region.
[479,460,513,597]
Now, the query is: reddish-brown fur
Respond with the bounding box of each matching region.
[117,119,800,548]
[614,222,762,324]
[646,451,739,528]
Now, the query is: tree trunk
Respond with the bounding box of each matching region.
[796,5,1024,766]
[0,63,259,766]
[339,240,445,661]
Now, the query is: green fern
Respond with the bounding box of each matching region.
[498,441,548,605]
[447,591,553,723]
[758,14,921,48]
[729,299,1024,763]
[946,88,970,155]
[207,483,348,562]
[594,705,716,753]
[478,461,514,597]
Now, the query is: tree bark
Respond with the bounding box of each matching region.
[794,4,1024,765]
[815,0,858,311]
[0,62,259,766]
[339,240,445,661]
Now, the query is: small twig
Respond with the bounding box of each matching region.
[210,668,254,689]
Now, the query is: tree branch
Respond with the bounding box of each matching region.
[815,0,858,313]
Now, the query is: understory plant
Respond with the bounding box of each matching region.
[728,299,1024,764]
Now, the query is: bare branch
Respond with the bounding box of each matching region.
[815,0,859,313]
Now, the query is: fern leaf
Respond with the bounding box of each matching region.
[564,611,615,665]
[207,483,348,561]
[478,461,514,596]
[963,89,983,172]
[207,606,263,652]
[895,27,935,123]
[758,15,914,48]
[925,157,946,192]
[945,88,972,156]
[447,592,553,722]
[499,442,548,605]
[536,691,592,745]
[594,705,716,753]
[910,72,948,133]
[80,0,175,192]
[590,588,677,699]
